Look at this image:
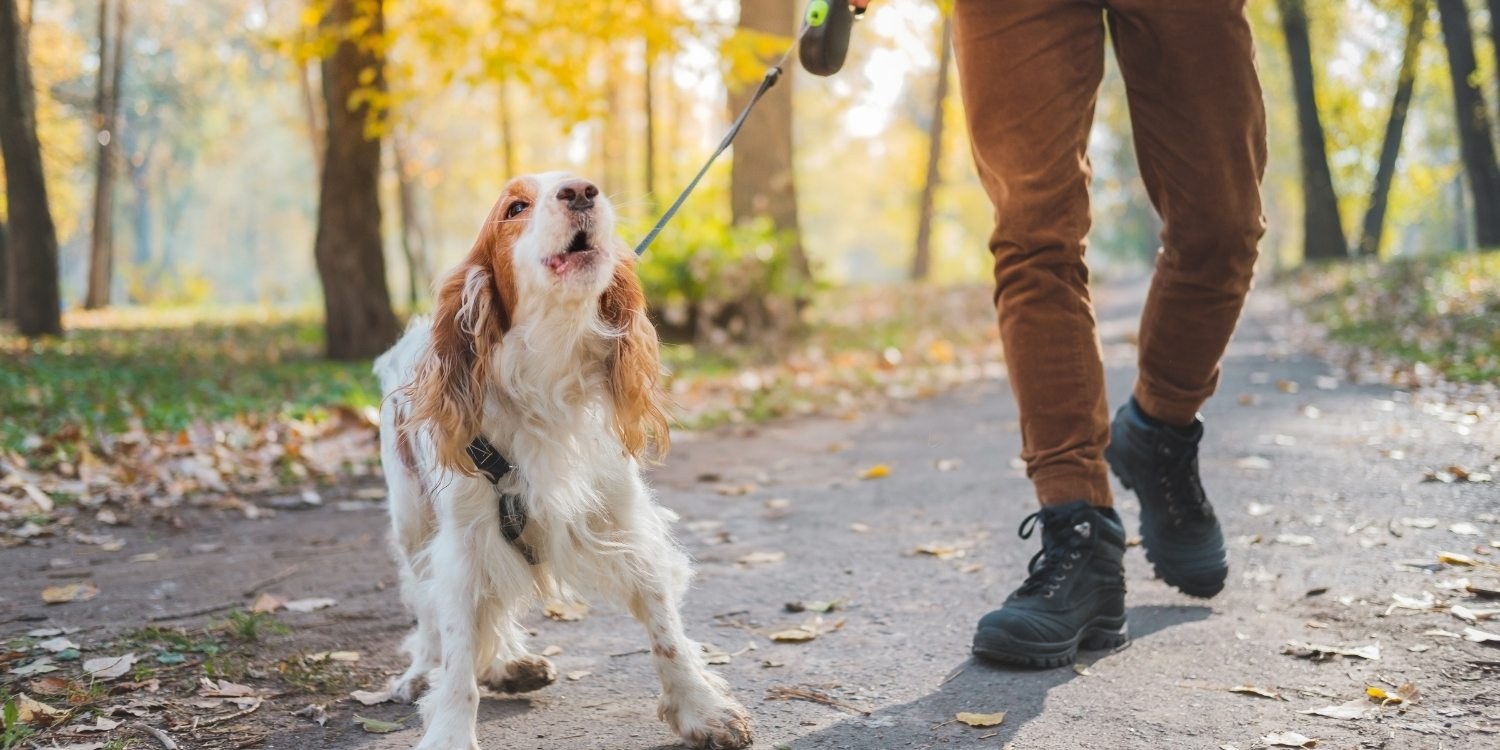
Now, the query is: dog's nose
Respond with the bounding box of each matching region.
[555,180,598,212]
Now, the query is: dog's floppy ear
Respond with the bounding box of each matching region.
[599,252,670,460]
[406,255,512,474]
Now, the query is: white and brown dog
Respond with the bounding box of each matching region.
[373,172,752,750]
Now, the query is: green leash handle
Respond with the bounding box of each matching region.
[800,1,863,77]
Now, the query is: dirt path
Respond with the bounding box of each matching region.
[4,280,1498,749]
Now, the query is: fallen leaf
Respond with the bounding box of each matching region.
[849,522,870,533]
[36,636,79,653]
[12,693,65,727]
[861,464,891,480]
[566,670,591,681]
[1400,517,1439,529]
[199,678,257,697]
[737,550,786,566]
[1274,534,1316,547]
[1276,380,1299,394]
[913,542,966,560]
[935,458,962,472]
[541,645,563,657]
[1407,643,1430,652]
[1301,699,1372,720]
[715,483,758,496]
[294,703,329,726]
[70,716,120,733]
[764,497,792,511]
[41,582,99,604]
[1462,627,1500,644]
[770,629,818,643]
[1072,663,1093,676]
[308,650,360,662]
[1451,604,1500,624]
[1387,592,1435,612]
[250,593,285,613]
[353,714,405,733]
[1237,456,1273,470]
[1248,502,1275,517]
[283,597,336,613]
[1263,730,1318,747]
[1282,641,1380,661]
[1230,685,1283,700]
[350,689,394,706]
[83,653,138,680]
[1452,522,1482,536]
[955,711,1005,727]
[543,600,589,621]
[11,657,57,676]
[1366,683,1418,705]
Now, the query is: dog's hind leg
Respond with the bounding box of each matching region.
[606,474,753,750]
[478,616,558,694]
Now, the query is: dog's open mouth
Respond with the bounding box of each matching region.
[566,230,592,254]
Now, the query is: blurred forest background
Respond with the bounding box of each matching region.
[0,0,1497,466]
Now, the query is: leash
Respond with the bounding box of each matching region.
[634,1,862,256]
[469,3,864,564]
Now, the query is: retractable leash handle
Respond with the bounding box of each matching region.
[800,1,865,77]
[632,2,863,256]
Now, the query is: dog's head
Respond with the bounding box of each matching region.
[406,172,668,472]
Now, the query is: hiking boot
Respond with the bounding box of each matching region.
[1105,398,1227,598]
[972,501,1128,668]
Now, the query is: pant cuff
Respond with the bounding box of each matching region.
[1132,383,1201,427]
[1032,468,1112,508]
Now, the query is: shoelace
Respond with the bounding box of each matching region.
[1156,438,1210,526]
[1015,511,1092,598]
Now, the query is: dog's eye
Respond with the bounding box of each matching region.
[506,200,530,218]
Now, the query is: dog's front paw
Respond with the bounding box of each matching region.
[479,654,557,694]
[661,694,753,750]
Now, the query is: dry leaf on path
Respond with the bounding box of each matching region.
[11,657,57,676]
[956,711,1006,727]
[1300,699,1372,720]
[199,678,257,697]
[544,600,589,622]
[1237,456,1273,470]
[1366,683,1418,705]
[542,645,563,657]
[12,693,65,726]
[1462,627,1500,644]
[36,636,79,653]
[353,714,406,733]
[83,653,138,680]
[1282,641,1380,661]
[1274,534,1315,547]
[861,464,891,480]
[913,542,966,560]
[250,593,285,613]
[69,716,121,733]
[41,582,99,604]
[737,550,786,566]
[1229,685,1283,700]
[350,689,393,706]
[1263,731,1318,747]
[283,597,336,613]
[566,670,591,681]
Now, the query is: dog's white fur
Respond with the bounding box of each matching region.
[374,172,751,750]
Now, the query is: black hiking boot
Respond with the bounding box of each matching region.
[1105,398,1228,598]
[972,501,1129,668]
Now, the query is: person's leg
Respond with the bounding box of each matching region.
[954,0,1112,509]
[956,0,1128,669]
[1109,0,1267,422]
[1103,0,1267,598]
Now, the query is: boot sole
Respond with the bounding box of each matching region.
[1109,470,1228,600]
[971,615,1129,669]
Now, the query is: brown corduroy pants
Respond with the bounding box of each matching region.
[952,0,1268,507]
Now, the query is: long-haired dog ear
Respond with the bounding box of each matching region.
[600,254,670,460]
[406,261,509,473]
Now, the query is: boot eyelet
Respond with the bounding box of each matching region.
[1043,591,1054,598]
[1062,563,1073,570]
[1069,552,1081,560]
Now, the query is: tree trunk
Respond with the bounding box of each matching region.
[729,0,809,281]
[298,60,325,176]
[0,217,8,318]
[1436,0,1500,246]
[1278,0,1348,261]
[394,135,428,309]
[911,14,952,281]
[85,0,126,309]
[0,0,61,336]
[1490,0,1500,118]
[313,0,399,359]
[1357,0,1426,258]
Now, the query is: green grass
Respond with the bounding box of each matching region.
[1291,249,1500,383]
[0,309,379,454]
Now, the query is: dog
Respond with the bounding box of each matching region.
[373,172,753,750]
